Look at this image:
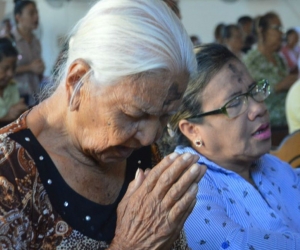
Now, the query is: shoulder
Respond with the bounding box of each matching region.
[259,154,295,176]
[0,128,35,176]
[243,49,263,67]
[5,81,19,92]
[11,27,22,43]
[287,79,300,98]
[243,49,261,61]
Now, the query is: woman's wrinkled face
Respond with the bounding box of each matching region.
[76,71,189,164]
[0,57,17,89]
[195,60,271,165]
[17,3,39,30]
[264,16,283,52]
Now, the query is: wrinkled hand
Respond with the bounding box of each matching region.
[110,152,207,250]
[30,59,45,75]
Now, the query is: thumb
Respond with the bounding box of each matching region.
[122,168,145,200]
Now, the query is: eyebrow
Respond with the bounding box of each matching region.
[225,81,256,101]
[163,83,182,106]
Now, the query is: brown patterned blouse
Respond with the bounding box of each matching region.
[0,113,188,249]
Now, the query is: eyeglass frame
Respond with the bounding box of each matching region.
[268,24,284,33]
[188,79,270,120]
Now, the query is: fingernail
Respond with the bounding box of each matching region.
[189,183,198,194]
[135,168,140,179]
[169,152,178,160]
[190,163,200,174]
[182,153,192,161]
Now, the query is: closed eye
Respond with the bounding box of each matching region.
[226,96,243,109]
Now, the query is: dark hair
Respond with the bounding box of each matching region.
[286,28,297,37]
[237,16,253,26]
[214,23,225,43]
[159,44,238,155]
[257,11,279,41]
[162,0,180,18]
[0,38,18,62]
[222,24,240,39]
[1,18,11,25]
[14,0,36,16]
[190,35,200,45]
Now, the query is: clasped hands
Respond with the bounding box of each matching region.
[110,152,206,250]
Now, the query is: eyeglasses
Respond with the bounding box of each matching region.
[188,79,270,120]
[269,25,284,33]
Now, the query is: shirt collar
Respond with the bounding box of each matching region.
[174,145,260,174]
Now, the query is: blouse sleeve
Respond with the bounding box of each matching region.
[184,176,300,250]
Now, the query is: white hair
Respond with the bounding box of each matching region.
[44,0,196,98]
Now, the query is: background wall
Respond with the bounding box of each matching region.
[1,0,300,77]
[180,0,300,43]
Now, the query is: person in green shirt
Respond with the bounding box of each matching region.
[243,12,297,127]
[0,38,27,124]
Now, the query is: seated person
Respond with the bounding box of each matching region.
[164,43,300,249]
[237,15,256,54]
[281,29,299,74]
[0,0,206,248]
[243,12,297,128]
[0,38,27,125]
[286,78,300,133]
[222,24,244,59]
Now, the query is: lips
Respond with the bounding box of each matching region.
[252,123,271,140]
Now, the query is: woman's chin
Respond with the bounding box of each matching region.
[95,148,135,164]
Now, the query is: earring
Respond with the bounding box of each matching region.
[195,139,203,148]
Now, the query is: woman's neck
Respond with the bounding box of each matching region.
[208,154,255,185]
[17,25,33,42]
[26,89,127,204]
[258,43,277,65]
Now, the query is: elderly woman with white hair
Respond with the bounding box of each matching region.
[0,0,206,249]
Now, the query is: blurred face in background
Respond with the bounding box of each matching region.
[287,31,299,48]
[0,56,17,89]
[263,16,283,52]
[242,21,253,36]
[16,3,39,31]
[225,27,244,53]
[2,20,12,34]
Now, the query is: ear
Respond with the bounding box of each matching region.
[179,119,202,145]
[65,59,91,111]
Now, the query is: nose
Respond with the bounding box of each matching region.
[248,97,268,121]
[135,117,163,146]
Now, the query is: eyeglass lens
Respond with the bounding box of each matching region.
[225,80,270,118]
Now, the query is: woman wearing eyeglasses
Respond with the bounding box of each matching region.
[243,12,297,130]
[161,43,300,249]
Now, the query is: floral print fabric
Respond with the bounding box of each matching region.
[0,114,189,250]
[243,49,289,127]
